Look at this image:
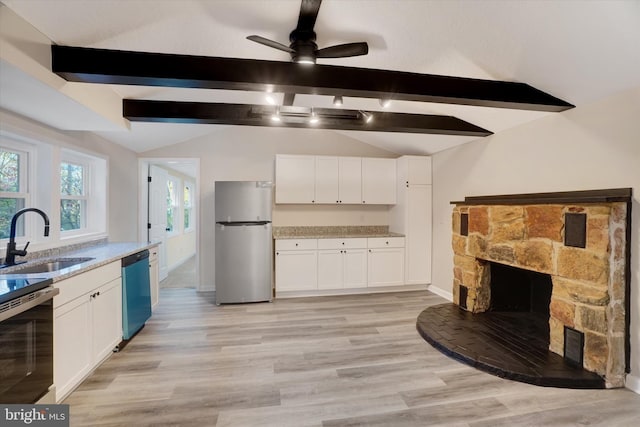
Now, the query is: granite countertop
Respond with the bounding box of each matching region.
[272,226,405,240]
[0,241,159,283]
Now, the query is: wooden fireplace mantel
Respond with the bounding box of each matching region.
[450,188,632,206]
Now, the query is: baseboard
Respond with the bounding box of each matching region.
[626,373,640,394]
[427,284,453,302]
[276,284,427,299]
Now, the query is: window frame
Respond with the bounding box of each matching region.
[166,175,181,237]
[183,180,195,233]
[0,140,34,243]
[59,148,107,241]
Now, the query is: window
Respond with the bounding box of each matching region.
[166,177,180,235]
[60,161,86,231]
[183,182,194,232]
[59,149,107,239]
[0,146,29,239]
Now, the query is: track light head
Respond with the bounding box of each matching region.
[333,96,343,107]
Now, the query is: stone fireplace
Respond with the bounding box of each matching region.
[448,189,632,388]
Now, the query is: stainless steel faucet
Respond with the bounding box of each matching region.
[3,208,50,266]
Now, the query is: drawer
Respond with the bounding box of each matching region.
[54,261,121,308]
[317,238,367,250]
[275,239,318,251]
[367,237,405,249]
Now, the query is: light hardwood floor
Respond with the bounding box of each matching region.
[65,289,640,426]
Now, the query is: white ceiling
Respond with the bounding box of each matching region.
[1,0,639,155]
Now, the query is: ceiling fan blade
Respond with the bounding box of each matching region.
[247,35,295,53]
[296,0,322,32]
[316,42,369,58]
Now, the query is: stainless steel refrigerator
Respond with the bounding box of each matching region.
[214,181,273,304]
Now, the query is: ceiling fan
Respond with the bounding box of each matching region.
[247,0,368,64]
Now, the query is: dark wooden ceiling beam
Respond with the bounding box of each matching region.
[123,100,493,137]
[52,45,574,112]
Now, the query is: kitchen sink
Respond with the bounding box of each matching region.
[2,257,95,274]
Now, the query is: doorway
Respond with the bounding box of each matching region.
[139,158,200,290]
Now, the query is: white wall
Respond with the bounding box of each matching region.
[0,109,139,244]
[431,87,640,391]
[141,126,397,291]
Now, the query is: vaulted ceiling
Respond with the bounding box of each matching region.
[1,0,639,155]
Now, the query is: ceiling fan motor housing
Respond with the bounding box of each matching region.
[290,29,318,63]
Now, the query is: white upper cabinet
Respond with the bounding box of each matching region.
[314,156,339,203]
[397,155,432,185]
[275,155,316,203]
[275,155,390,204]
[338,157,362,204]
[362,158,396,204]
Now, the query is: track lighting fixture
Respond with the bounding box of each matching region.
[379,98,391,108]
[309,108,319,124]
[333,96,343,107]
[271,106,281,122]
[360,111,373,123]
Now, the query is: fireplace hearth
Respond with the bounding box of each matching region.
[417,188,632,388]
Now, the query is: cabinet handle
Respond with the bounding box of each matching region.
[276,252,279,255]
[312,200,315,203]
[369,249,372,253]
[362,201,365,204]
[336,200,339,203]
[341,242,345,245]
[295,243,298,247]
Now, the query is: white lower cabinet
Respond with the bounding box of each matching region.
[367,237,406,287]
[275,239,318,292]
[317,238,367,289]
[276,237,404,293]
[149,247,159,309]
[54,261,122,401]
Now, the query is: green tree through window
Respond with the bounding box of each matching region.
[0,148,26,239]
[60,162,85,231]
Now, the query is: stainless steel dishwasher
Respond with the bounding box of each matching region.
[121,250,152,340]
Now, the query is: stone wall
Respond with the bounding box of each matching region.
[451,202,628,387]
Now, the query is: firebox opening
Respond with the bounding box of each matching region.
[489,262,553,315]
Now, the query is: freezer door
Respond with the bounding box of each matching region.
[215,222,272,304]
[215,181,272,222]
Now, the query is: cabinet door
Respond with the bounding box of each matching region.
[54,296,92,401]
[318,250,343,289]
[275,155,316,203]
[91,278,123,363]
[149,248,159,309]
[407,156,432,185]
[275,250,318,291]
[367,248,405,287]
[343,249,367,288]
[405,185,432,284]
[315,156,339,204]
[362,158,396,204]
[339,157,362,204]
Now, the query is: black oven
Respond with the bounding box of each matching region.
[0,282,58,404]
